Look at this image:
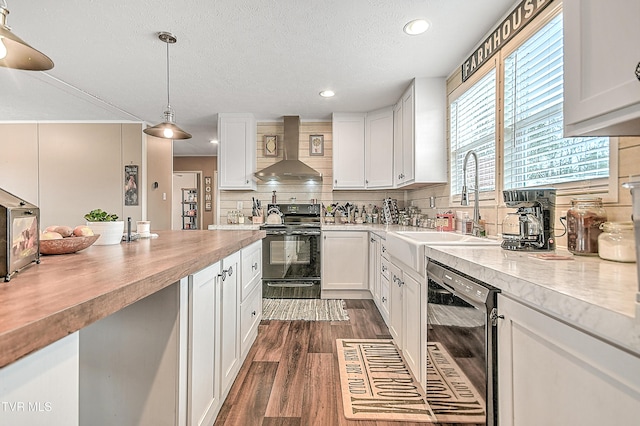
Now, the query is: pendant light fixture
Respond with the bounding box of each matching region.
[0,0,54,70]
[143,31,192,140]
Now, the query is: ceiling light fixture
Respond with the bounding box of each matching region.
[403,19,430,35]
[143,31,192,140]
[319,90,335,98]
[0,0,53,70]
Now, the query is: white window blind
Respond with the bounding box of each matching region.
[450,69,496,196]
[503,14,609,190]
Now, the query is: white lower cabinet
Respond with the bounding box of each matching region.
[188,263,221,426]
[321,231,369,298]
[388,260,426,385]
[497,294,640,426]
[240,241,262,359]
[369,233,390,326]
[0,333,79,426]
[218,251,241,397]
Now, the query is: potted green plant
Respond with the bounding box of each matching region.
[84,209,124,245]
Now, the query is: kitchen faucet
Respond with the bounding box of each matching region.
[461,150,482,237]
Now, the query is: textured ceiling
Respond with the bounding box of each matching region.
[1,0,517,155]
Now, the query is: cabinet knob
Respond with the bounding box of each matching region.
[227,266,233,277]
[252,262,258,270]
[382,265,387,272]
[382,297,387,303]
[381,246,386,252]
[371,237,375,243]
[251,310,257,317]
[335,179,338,185]
[365,180,369,185]
[246,179,249,184]
[219,270,227,281]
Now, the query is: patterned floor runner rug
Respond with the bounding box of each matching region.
[336,339,485,423]
[262,298,349,321]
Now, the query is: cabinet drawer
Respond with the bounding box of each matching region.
[381,257,390,280]
[241,241,262,301]
[379,275,390,324]
[240,284,262,358]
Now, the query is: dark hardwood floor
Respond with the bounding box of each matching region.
[215,299,476,426]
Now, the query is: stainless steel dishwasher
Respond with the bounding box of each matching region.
[426,259,500,426]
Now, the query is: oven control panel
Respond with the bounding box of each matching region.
[267,203,320,216]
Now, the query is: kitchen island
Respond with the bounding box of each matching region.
[0,229,265,368]
[0,229,264,426]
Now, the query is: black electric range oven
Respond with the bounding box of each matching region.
[260,203,321,298]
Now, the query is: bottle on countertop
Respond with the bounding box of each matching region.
[272,190,277,204]
[462,212,473,235]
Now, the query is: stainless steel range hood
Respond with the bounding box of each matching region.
[254,116,323,182]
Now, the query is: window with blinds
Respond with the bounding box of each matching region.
[450,69,497,196]
[503,14,609,190]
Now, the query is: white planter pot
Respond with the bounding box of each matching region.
[87,221,124,246]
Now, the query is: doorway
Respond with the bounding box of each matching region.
[172,172,200,230]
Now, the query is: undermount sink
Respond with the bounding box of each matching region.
[385,231,500,272]
[394,231,500,244]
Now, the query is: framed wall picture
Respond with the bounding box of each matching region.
[264,135,278,157]
[124,165,139,206]
[310,135,324,156]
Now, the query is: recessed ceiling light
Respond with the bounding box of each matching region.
[319,90,335,98]
[404,19,430,35]
[210,139,218,144]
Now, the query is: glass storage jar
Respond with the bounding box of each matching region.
[598,222,637,262]
[566,197,607,255]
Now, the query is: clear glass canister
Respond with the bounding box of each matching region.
[566,197,607,255]
[598,222,637,262]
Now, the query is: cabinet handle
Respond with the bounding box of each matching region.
[252,262,258,270]
[219,271,227,281]
[335,179,338,185]
[381,246,386,253]
[382,297,387,303]
[251,310,257,317]
[246,179,249,184]
[381,265,387,272]
[365,180,369,185]
[221,266,233,281]
[636,61,640,82]
[371,237,375,243]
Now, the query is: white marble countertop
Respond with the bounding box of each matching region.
[207,222,640,353]
[424,245,640,355]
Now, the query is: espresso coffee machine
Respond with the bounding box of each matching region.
[501,188,556,251]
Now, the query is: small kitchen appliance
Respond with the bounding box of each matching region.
[501,188,556,251]
[0,187,40,281]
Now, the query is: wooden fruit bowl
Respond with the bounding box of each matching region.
[40,235,100,255]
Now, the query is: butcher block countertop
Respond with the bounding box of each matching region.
[0,229,265,369]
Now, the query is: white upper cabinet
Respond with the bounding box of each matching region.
[332,113,366,189]
[217,113,257,190]
[365,107,394,189]
[563,0,640,136]
[394,78,447,187]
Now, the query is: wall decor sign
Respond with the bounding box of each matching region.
[124,165,139,206]
[264,135,278,157]
[461,0,554,82]
[310,135,324,156]
[204,176,212,211]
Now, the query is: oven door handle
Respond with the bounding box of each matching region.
[291,231,320,236]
